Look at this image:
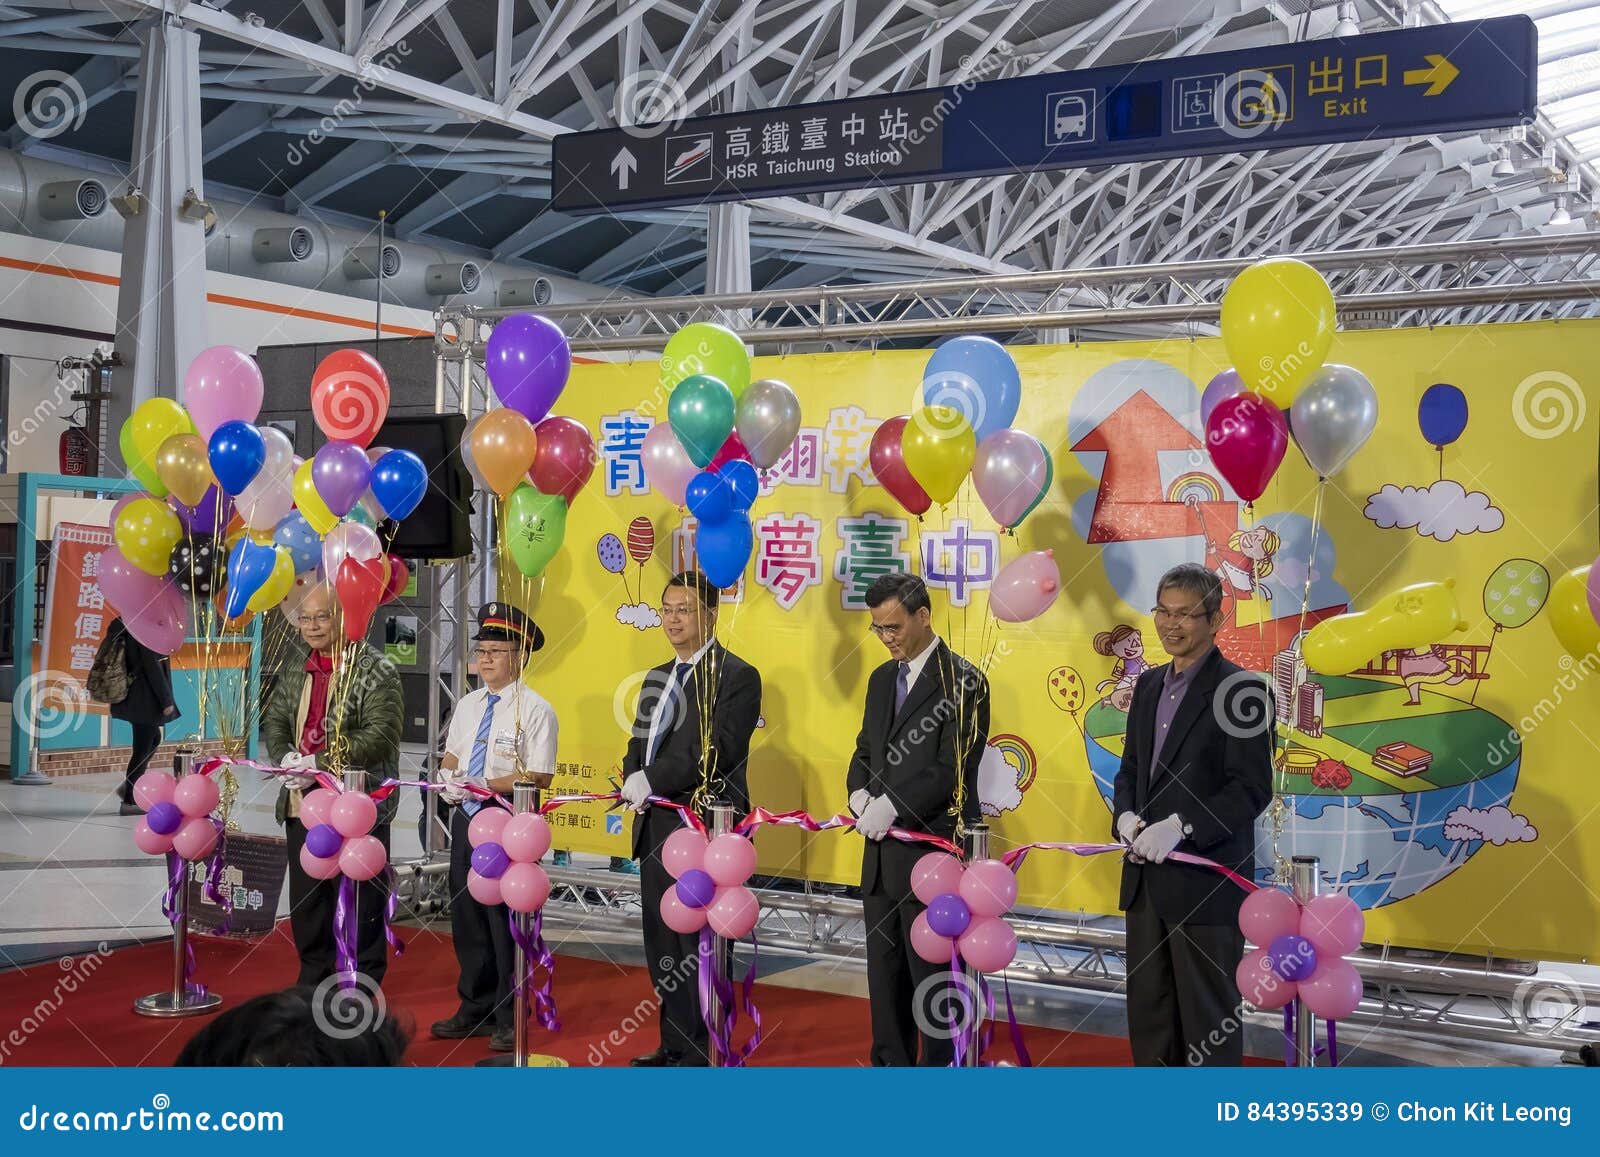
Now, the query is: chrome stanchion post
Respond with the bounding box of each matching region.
[1291,855,1320,1066]
[512,779,538,1067]
[708,801,735,1067]
[963,822,990,1067]
[134,749,222,1017]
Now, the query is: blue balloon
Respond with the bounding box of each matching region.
[371,448,427,521]
[696,516,752,589]
[224,536,277,619]
[1417,382,1468,447]
[720,459,759,514]
[921,335,1021,442]
[273,512,321,573]
[686,469,733,525]
[207,420,266,496]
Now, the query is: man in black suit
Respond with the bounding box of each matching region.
[618,570,761,1067]
[1113,562,1274,1066]
[848,573,990,1066]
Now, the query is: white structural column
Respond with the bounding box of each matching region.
[109,18,210,458]
[704,9,753,317]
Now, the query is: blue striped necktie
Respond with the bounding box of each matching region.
[461,691,501,817]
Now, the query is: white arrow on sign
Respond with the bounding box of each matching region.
[611,147,637,190]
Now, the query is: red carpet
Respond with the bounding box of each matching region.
[4,921,1143,1066]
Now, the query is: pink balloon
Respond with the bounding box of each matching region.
[989,549,1060,623]
[1235,948,1296,1010]
[299,844,343,880]
[662,828,710,879]
[910,910,956,964]
[641,422,697,506]
[133,818,175,855]
[500,862,551,913]
[1205,392,1288,504]
[468,807,510,847]
[339,834,388,881]
[99,546,186,655]
[133,770,177,810]
[707,884,759,938]
[184,345,264,438]
[467,870,504,905]
[1200,368,1246,428]
[299,786,337,828]
[1299,894,1365,959]
[330,791,378,838]
[957,915,1017,972]
[911,853,965,906]
[661,886,709,933]
[1239,887,1301,946]
[501,813,553,863]
[173,774,220,819]
[172,816,219,861]
[972,429,1049,529]
[959,859,1019,918]
[703,833,757,886]
[1298,958,1362,1019]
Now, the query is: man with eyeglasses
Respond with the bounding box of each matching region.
[262,583,404,987]
[431,602,557,1053]
[1113,562,1273,1065]
[848,572,989,1066]
[618,570,761,1067]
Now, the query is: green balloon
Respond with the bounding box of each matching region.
[668,373,736,467]
[1483,558,1549,630]
[119,420,164,496]
[346,504,378,529]
[660,323,750,399]
[1013,438,1054,531]
[506,484,568,578]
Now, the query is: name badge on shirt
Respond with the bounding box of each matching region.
[491,732,518,774]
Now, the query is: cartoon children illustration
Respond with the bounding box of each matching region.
[1187,497,1281,619]
[1094,624,1148,711]
[1394,645,1471,706]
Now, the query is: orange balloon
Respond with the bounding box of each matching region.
[470,408,539,497]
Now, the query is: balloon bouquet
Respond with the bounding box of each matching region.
[1237,887,1366,1063]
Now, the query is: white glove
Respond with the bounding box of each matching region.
[620,771,652,812]
[439,774,470,805]
[1131,814,1186,864]
[848,789,872,817]
[1116,811,1144,845]
[855,794,896,841]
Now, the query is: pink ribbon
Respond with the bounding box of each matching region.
[1001,841,1260,893]
[736,805,963,856]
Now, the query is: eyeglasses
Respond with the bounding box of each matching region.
[472,647,516,659]
[302,611,336,625]
[658,604,703,620]
[868,622,906,639]
[1150,605,1212,624]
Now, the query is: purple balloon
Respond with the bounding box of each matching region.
[1267,933,1319,982]
[677,868,717,910]
[472,842,510,880]
[170,485,234,535]
[305,822,344,859]
[926,891,973,939]
[485,313,572,425]
[1200,368,1246,428]
[311,439,371,517]
[146,801,183,836]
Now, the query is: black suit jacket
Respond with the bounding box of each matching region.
[847,640,990,898]
[1112,646,1274,925]
[625,642,761,859]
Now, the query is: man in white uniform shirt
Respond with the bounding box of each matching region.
[431,602,557,1053]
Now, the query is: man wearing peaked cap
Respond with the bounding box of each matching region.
[431,601,557,1053]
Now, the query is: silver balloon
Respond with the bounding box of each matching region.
[1289,363,1377,479]
[734,378,802,470]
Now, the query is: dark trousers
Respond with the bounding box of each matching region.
[1125,887,1247,1066]
[449,807,515,1029]
[863,888,956,1067]
[118,723,163,803]
[284,818,391,987]
[639,833,712,1061]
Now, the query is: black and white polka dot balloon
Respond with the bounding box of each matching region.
[168,533,223,597]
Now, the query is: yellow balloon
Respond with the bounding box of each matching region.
[247,546,297,613]
[1220,257,1335,404]
[1304,580,1465,676]
[901,405,976,507]
[1547,566,1600,661]
[293,460,338,535]
[113,498,182,576]
[153,433,215,508]
[120,398,196,497]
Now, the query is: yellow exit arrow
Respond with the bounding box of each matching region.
[1404,53,1459,96]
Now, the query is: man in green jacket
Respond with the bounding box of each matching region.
[262,583,404,986]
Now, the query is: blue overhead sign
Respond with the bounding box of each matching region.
[551,17,1537,215]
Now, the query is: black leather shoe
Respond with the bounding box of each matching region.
[488,1025,515,1052]
[431,1012,494,1040]
[118,802,145,816]
[629,1048,681,1067]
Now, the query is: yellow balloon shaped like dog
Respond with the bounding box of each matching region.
[1303,580,1466,676]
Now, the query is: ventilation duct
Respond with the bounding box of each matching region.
[498,277,554,308]
[253,226,315,264]
[426,261,481,297]
[343,244,402,281]
[37,179,106,221]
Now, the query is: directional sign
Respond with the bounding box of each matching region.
[552,16,1537,215]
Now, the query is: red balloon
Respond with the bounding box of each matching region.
[1204,392,1288,504]
[380,553,409,604]
[528,416,595,505]
[708,429,751,472]
[311,349,390,448]
[335,555,387,641]
[870,415,932,517]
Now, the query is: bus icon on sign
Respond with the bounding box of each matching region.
[1044,90,1094,145]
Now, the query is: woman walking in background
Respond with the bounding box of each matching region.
[96,616,179,815]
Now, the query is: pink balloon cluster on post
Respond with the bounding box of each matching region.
[296,787,386,881]
[659,829,759,939]
[132,770,220,861]
[465,808,553,913]
[1235,888,1365,1020]
[908,853,1019,973]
